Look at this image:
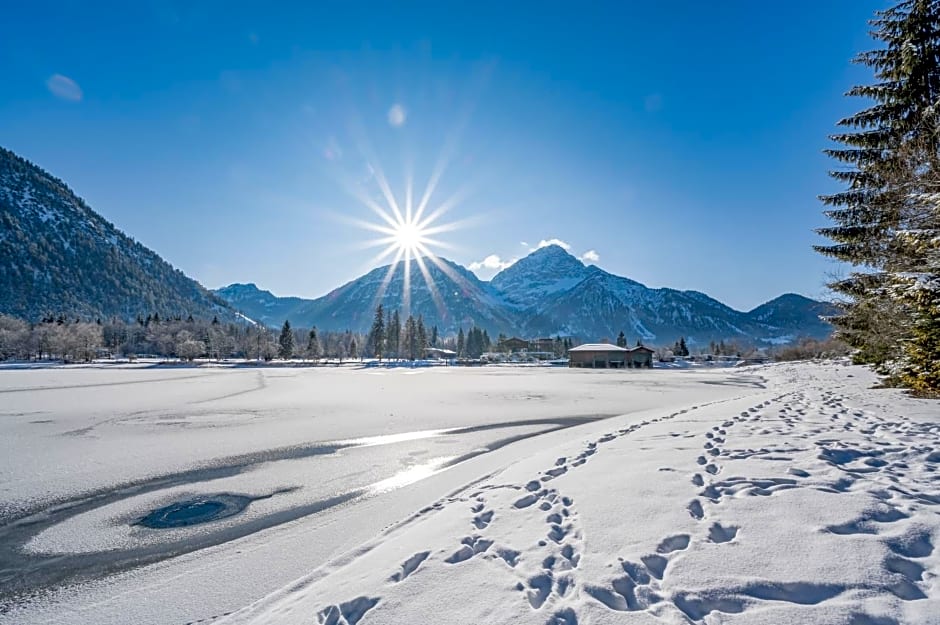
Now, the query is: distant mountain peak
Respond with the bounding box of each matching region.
[490,245,589,310]
[529,243,574,257]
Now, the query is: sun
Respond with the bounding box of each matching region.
[343,161,475,320]
[366,209,438,261]
[393,218,426,255]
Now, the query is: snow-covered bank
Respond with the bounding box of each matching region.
[1,363,937,625]
[220,363,939,625]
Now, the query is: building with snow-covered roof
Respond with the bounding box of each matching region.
[425,347,457,360]
[568,343,653,368]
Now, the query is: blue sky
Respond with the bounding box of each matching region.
[0,1,884,310]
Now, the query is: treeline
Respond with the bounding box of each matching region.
[816,1,940,396]
[0,313,366,362]
[366,304,494,360]
[773,338,852,362]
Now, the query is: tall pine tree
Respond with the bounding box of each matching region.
[816,0,940,367]
[388,310,401,360]
[404,315,419,360]
[278,320,294,359]
[369,304,385,361]
[306,328,321,362]
[416,316,427,359]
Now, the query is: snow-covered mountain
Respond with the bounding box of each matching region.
[0,146,237,322]
[747,293,838,343]
[490,244,591,309]
[492,246,834,345]
[216,245,834,345]
[216,258,517,334]
[213,283,309,328]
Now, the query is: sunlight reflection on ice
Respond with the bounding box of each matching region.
[336,429,447,448]
[368,456,455,494]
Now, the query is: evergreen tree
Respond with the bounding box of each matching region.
[417,316,428,359]
[616,331,626,347]
[673,337,689,357]
[457,327,465,358]
[482,330,491,351]
[431,325,439,348]
[349,336,358,361]
[466,328,478,358]
[404,315,419,360]
[306,328,322,362]
[816,0,940,368]
[369,304,385,360]
[278,320,294,359]
[388,310,401,360]
[889,188,940,394]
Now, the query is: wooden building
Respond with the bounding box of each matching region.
[568,343,628,368]
[568,343,653,368]
[627,345,654,368]
[497,337,530,353]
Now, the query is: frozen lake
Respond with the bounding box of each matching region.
[0,364,756,624]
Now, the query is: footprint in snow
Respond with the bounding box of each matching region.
[707,522,739,543]
[473,510,494,529]
[389,551,430,582]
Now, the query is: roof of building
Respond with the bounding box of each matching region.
[425,347,457,356]
[628,346,655,353]
[568,343,628,353]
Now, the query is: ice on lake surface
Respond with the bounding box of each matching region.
[0,363,938,625]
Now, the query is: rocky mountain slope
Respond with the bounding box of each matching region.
[0,147,236,322]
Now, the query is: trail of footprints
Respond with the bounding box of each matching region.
[676,390,939,622]
[316,388,938,624]
[315,401,727,625]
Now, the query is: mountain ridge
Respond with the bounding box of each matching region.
[215,245,836,346]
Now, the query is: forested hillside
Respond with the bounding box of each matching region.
[0,147,236,322]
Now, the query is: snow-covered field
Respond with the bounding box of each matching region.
[0,363,937,624]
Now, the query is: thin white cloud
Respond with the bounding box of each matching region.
[469,254,515,272]
[581,249,600,263]
[387,103,407,127]
[46,74,82,102]
[536,238,571,250]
